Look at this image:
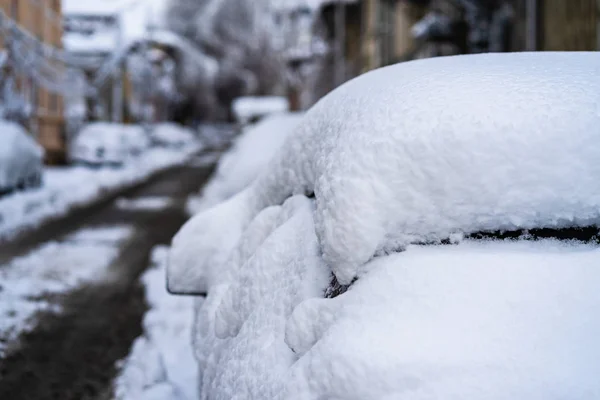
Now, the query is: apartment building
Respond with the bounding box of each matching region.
[0,0,66,163]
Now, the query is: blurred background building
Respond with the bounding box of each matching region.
[0,0,66,163]
[1,0,599,164]
[301,0,600,109]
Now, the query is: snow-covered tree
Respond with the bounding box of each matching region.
[165,0,285,121]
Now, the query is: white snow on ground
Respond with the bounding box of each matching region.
[0,225,133,356]
[116,196,174,211]
[0,144,200,241]
[171,52,600,295]
[187,113,303,215]
[114,246,198,400]
[284,240,600,399]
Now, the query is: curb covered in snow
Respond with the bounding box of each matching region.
[0,146,204,245]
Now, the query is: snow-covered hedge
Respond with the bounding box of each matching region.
[169,52,600,398]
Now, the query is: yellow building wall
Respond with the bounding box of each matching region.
[1,0,66,163]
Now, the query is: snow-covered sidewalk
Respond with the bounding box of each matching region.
[0,145,201,241]
[114,246,198,400]
[114,113,304,399]
[0,225,134,356]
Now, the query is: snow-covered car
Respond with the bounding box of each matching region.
[169,52,600,398]
[231,96,289,125]
[121,124,151,156]
[149,122,196,148]
[0,120,43,195]
[69,122,129,167]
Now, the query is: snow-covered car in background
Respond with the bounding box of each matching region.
[69,122,129,167]
[149,122,196,149]
[169,52,600,398]
[121,124,151,156]
[0,120,43,195]
[231,96,289,125]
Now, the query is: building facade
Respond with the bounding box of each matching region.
[0,0,66,163]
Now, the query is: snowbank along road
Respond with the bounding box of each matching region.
[0,153,216,400]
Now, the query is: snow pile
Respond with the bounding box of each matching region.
[188,195,328,399]
[0,225,133,356]
[171,52,600,296]
[284,240,600,399]
[231,96,290,124]
[187,113,304,214]
[0,143,201,240]
[114,246,198,400]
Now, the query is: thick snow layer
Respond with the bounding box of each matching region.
[231,96,290,124]
[63,31,119,54]
[284,240,600,399]
[187,113,303,214]
[114,246,198,400]
[187,195,329,400]
[0,225,132,356]
[171,52,600,293]
[0,143,200,240]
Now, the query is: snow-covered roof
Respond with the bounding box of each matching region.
[62,0,123,16]
[63,31,119,55]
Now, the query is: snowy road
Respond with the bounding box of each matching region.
[0,154,216,400]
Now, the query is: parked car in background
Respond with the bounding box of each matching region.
[121,124,152,156]
[149,122,196,149]
[0,120,44,195]
[69,122,129,167]
[231,96,289,126]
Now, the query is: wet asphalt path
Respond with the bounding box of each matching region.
[0,153,216,400]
